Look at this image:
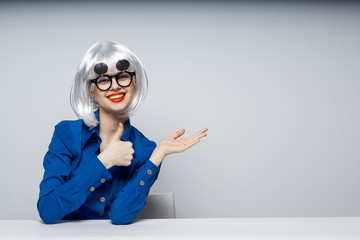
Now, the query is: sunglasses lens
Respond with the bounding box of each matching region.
[116,59,130,71]
[94,63,108,75]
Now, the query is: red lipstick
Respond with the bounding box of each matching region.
[107,92,126,103]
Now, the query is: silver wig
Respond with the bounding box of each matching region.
[70,41,149,129]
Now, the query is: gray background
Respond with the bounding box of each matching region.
[0,1,359,220]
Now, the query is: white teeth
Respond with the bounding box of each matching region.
[109,94,125,99]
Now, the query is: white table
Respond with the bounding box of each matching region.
[1,218,360,239]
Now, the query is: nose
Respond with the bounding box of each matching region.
[109,76,122,91]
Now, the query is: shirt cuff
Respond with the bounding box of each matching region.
[128,159,161,193]
[73,156,113,193]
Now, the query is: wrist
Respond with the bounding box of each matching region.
[149,147,165,167]
[98,153,113,170]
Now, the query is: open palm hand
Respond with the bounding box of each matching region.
[158,128,208,157]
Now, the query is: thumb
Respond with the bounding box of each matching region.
[170,129,185,139]
[112,122,125,142]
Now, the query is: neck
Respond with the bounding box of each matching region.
[98,107,128,140]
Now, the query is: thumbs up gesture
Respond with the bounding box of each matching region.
[98,122,135,169]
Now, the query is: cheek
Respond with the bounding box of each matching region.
[90,87,104,98]
[91,90,105,101]
[127,87,135,100]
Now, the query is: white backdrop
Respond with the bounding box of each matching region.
[0,1,359,219]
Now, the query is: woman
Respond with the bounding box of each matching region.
[37,41,207,225]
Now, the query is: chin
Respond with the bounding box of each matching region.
[99,97,132,114]
[111,104,131,114]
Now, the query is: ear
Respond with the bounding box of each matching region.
[90,85,95,97]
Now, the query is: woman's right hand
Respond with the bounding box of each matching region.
[97,123,134,169]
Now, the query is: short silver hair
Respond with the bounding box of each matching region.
[70,41,148,129]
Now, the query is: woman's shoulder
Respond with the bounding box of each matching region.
[54,119,83,132]
[53,119,84,141]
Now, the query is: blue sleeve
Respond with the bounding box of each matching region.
[37,122,112,224]
[109,154,161,225]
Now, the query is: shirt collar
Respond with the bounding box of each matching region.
[82,109,132,146]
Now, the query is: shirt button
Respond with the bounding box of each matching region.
[98,212,104,217]
[100,197,105,202]
[90,187,95,192]
[140,180,145,186]
[100,178,106,183]
[147,169,152,175]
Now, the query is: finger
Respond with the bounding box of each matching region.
[112,122,125,142]
[184,132,207,149]
[189,131,207,142]
[199,132,207,139]
[126,141,133,148]
[184,139,201,150]
[170,129,185,139]
[193,128,208,139]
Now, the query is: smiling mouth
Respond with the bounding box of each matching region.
[107,93,126,103]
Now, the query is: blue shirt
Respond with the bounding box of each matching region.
[37,110,161,224]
